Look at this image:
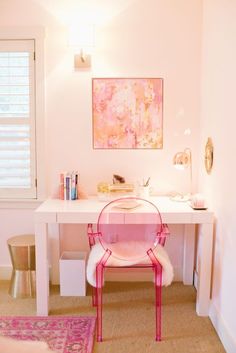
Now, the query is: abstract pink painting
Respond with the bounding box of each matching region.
[92,78,163,149]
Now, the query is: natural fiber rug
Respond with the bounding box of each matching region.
[0,316,96,353]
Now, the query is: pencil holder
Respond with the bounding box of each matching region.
[138,186,150,199]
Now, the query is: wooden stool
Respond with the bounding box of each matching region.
[7,234,36,298]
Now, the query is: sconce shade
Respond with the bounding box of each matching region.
[69,24,94,69]
[69,24,94,49]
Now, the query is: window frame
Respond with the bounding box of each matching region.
[0,27,46,205]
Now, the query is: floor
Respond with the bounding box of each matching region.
[0,281,226,353]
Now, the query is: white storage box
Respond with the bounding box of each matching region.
[59,251,87,296]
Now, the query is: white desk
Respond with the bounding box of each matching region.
[34,197,214,316]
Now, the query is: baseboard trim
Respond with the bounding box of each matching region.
[193,269,198,289]
[0,266,12,280]
[0,265,182,283]
[209,302,236,353]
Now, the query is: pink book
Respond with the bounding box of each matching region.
[59,173,64,200]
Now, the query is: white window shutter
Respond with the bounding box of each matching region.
[0,40,36,199]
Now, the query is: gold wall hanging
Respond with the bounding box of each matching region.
[205,137,213,174]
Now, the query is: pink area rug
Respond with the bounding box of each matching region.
[0,316,96,353]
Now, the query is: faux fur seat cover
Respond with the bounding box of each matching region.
[86,240,174,287]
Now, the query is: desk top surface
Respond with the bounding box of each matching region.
[34,197,214,224]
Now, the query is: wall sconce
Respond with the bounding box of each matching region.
[172,148,192,202]
[69,24,95,69]
[205,137,213,174]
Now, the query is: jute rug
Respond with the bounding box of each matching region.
[0,316,96,353]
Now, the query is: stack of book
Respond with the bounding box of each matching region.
[108,183,135,200]
[109,183,134,194]
[59,172,79,200]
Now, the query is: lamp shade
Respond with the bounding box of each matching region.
[173,150,191,170]
[69,24,95,69]
[171,148,193,201]
[69,24,94,50]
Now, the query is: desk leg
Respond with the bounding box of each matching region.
[35,222,49,316]
[196,223,213,316]
[183,224,195,285]
[49,224,60,285]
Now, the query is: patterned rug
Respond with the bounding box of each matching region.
[0,316,96,353]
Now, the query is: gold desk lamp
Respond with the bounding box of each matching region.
[171,148,192,202]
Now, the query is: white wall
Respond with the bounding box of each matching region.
[200,0,236,351]
[0,0,202,280]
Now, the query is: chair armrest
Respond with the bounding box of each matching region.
[157,224,170,246]
[87,224,101,248]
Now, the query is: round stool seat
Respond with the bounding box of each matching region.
[7,234,36,298]
[7,234,35,247]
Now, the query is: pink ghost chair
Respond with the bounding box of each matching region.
[87,197,171,342]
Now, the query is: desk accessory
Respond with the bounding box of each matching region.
[97,182,110,201]
[190,194,207,209]
[137,177,151,198]
[97,182,135,201]
[190,205,208,210]
[113,174,125,183]
[171,148,192,202]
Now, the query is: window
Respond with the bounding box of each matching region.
[0,40,37,199]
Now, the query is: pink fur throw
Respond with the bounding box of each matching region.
[86,241,174,287]
[0,336,54,353]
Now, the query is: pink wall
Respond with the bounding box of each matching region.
[0,0,202,280]
[44,0,202,197]
[1,1,234,348]
[200,0,236,350]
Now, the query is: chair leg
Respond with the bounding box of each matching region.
[92,286,97,307]
[147,248,163,341]
[155,263,162,341]
[96,264,104,342]
[97,286,103,342]
[94,248,111,342]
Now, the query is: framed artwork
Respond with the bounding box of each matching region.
[92,78,163,149]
